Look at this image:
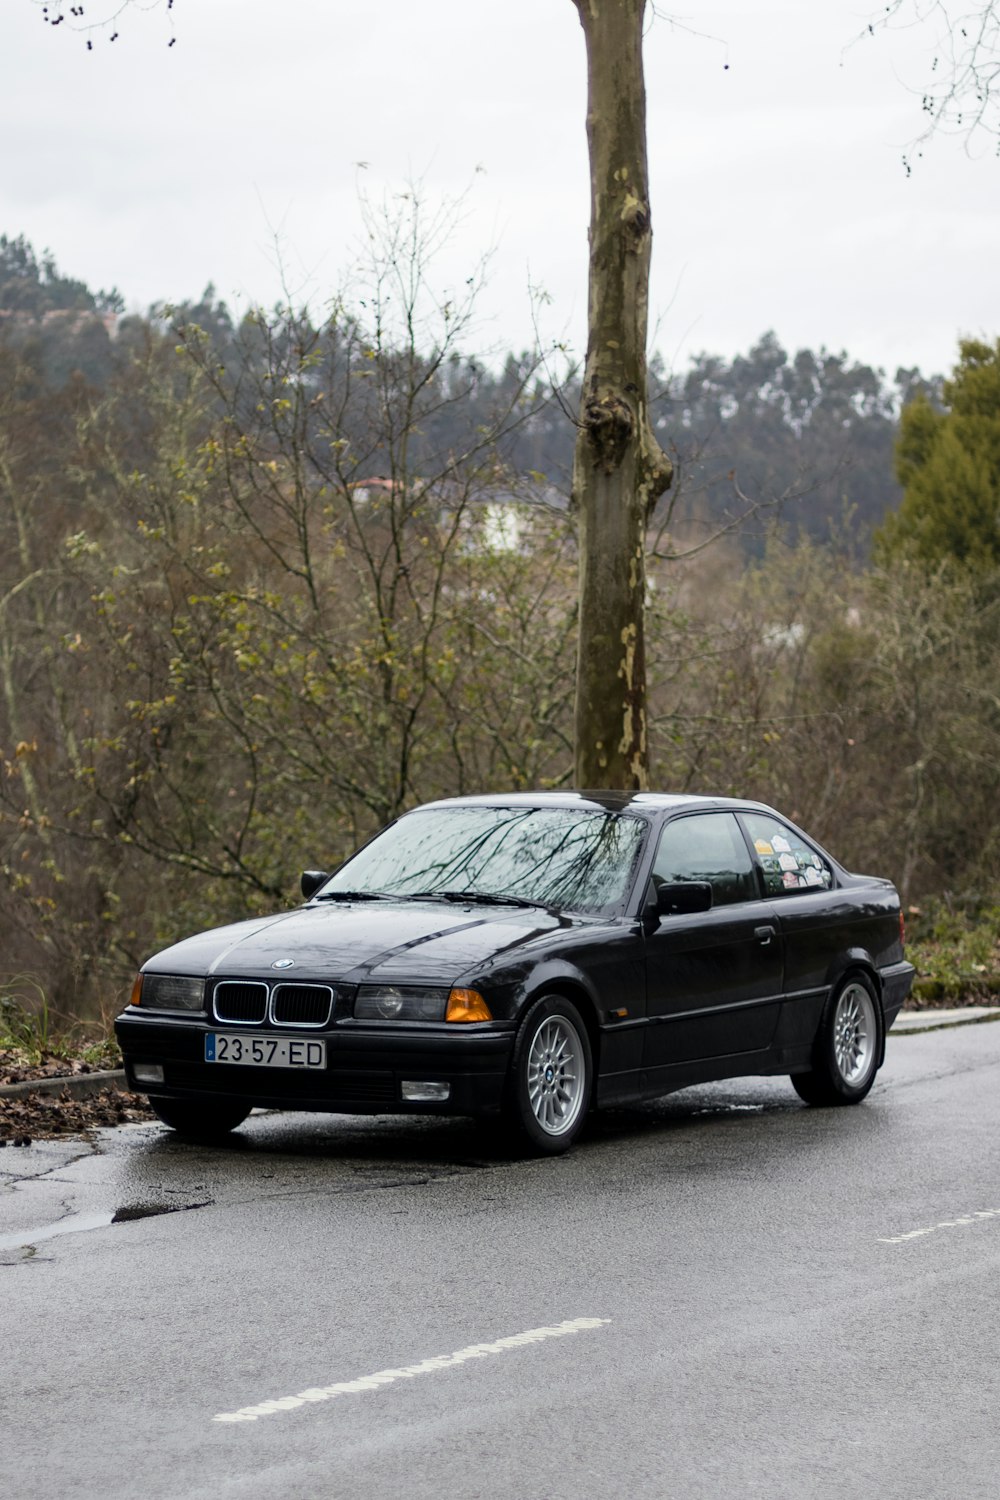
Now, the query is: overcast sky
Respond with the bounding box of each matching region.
[3,0,997,379]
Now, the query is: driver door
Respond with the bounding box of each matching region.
[643,811,783,1072]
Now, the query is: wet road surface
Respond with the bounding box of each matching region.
[3,1022,1000,1499]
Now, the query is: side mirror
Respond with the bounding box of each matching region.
[656,880,713,917]
[300,869,329,901]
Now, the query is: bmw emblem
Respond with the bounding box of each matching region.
[271,958,295,970]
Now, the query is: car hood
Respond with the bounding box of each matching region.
[143,900,572,986]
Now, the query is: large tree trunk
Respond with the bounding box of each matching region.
[572,0,672,789]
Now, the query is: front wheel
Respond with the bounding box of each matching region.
[147,1096,252,1138]
[791,973,882,1107]
[505,995,593,1155]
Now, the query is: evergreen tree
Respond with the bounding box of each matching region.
[876,338,1000,571]
[0,233,122,317]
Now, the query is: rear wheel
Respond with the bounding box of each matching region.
[147,1097,252,1138]
[791,973,882,1106]
[505,995,593,1155]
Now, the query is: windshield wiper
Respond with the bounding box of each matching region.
[401,889,537,908]
[313,890,394,902]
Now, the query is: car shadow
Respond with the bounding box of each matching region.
[120,1072,850,1175]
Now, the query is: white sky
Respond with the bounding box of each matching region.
[3,0,997,379]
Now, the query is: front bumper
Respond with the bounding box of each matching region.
[115,1012,514,1116]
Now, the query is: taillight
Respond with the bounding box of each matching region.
[899,910,906,950]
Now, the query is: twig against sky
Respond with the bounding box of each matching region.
[855,1,1000,165]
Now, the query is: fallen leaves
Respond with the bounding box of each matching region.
[0,1085,154,1142]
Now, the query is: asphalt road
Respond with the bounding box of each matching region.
[3,1020,1000,1500]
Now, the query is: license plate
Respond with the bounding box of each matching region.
[205,1033,326,1069]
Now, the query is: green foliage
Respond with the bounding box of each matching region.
[0,977,121,1065]
[876,338,1000,571]
[0,976,53,1058]
[904,902,1000,1006]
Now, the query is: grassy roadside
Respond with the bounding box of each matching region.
[1,994,147,1140]
[1,983,122,1090]
[0,1014,147,1143]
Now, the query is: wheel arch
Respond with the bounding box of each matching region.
[522,978,602,1075]
[826,948,882,997]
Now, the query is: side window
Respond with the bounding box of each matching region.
[653,812,758,908]
[740,812,833,897]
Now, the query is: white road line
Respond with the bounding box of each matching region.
[878,1208,1000,1246]
[212,1316,612,1425]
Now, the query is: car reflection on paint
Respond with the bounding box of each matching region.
[115,792,914,1154]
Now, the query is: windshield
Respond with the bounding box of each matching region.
[320,805,648,915]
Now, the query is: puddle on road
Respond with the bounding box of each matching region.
[691,1103,767,1117]
[0,1210,115,1251]
[0,1199,212,1252]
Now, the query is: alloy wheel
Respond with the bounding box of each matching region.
[832,981,878,1086]
[526,1014,586,1136]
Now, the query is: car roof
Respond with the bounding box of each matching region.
[411,790,777,818]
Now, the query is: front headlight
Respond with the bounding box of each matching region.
[134,973,206,1013]
[355,985,448,1021]
[354,985,493,1022]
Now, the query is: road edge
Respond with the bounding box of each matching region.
[0,1069,128,1101]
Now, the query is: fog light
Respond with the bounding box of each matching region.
[401,1080,451,1102]
[134,1064,165,1085]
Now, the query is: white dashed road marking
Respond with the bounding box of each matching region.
[212,1316,612,1425]
[878,1208,1000,1245]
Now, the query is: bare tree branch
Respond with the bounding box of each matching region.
[855,1,1000,163]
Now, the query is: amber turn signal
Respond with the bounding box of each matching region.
[129,973,144,1007]
[445,988,492,1023]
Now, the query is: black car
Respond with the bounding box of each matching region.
[115,792,914,1153]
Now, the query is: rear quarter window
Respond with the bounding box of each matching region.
[740,812,833,897]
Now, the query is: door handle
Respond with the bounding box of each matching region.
[754,924,776,946]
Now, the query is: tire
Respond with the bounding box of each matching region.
[791,972,882,1107]
[504,994,593,1155]
[147,1096,252,1138]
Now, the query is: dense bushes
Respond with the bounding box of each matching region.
[1,235,996,1024]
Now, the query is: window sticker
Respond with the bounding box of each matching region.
[741,811,833,895]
